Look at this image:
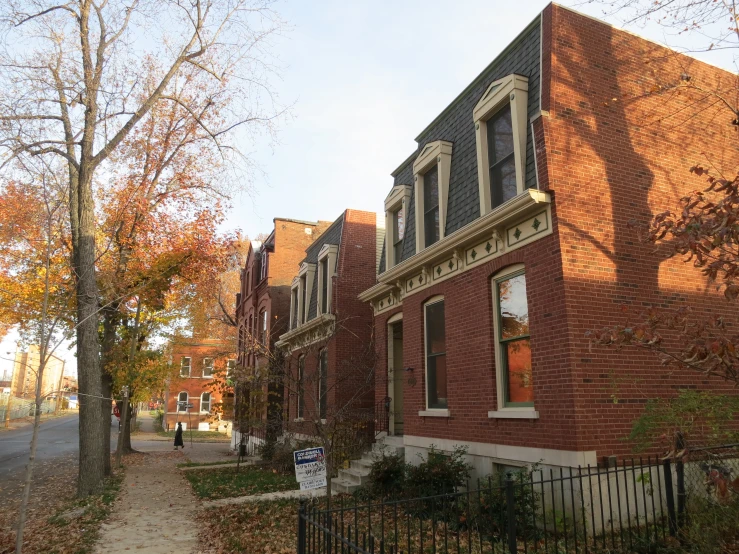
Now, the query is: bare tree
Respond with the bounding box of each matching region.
[236,316,377,512]
[0,0,286,496]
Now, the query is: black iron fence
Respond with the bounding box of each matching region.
[297,449,739,554]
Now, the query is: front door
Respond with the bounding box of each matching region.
[389,320,404,436]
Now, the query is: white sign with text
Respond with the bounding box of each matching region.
[294,447,327,490]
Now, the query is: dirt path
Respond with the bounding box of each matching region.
[95,452,201,553]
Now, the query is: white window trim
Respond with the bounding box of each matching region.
[413,140,452,253]
[384,185,412,268]
[298,262,317,325]
[177,391,188,412]
[200,392,211,414]
[317,244,338,316]
[473,74,529,216]
[421,295,448,414]
[290,277,300,330]
[202,357,214,378]
[490,263,537,418]
[180,357,191,378]
[226,359,235,378]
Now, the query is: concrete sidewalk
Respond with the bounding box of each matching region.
[95,452,200,553]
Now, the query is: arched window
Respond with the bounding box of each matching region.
[201,392,211,413]
[297,356,305,419]
[177,391,188,412]
[492,264,533,409]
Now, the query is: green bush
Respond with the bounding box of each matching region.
[367,452,407,498]
[406,445,472,499]
[463,467,541,543]
[153,410,164,433]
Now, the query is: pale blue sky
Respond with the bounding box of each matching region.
[225,0,736,239]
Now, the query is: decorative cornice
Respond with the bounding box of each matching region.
[358,189,551,303]
[276,313,336,352]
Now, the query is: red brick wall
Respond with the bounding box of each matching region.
[372,6,739,464]
[284,210,378,434]
[545,5,739,457]
[165,340,228,429]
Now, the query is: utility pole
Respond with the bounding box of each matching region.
[55,360,66,415]
[115,386,130,469]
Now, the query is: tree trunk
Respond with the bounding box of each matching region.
[101,306,119,476]
[76,167,105,497]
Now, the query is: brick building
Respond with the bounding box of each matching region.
[233,218,331,446]
[163,338,232,431]
[358,4,739,476]
[276,209,382,436]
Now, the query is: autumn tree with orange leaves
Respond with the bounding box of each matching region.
[0,1,286,498]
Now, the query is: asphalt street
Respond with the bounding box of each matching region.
[0,414,117,478]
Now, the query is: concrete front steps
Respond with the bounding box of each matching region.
[331,435,404,494]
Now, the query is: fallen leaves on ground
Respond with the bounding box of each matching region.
[0,455,123,554]
[198,499,298,553]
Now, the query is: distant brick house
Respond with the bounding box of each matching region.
[163,338,231,431]
[276,210,382,436]
[233,218,331,447]
[358,4,739,475]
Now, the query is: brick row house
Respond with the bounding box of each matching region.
[233,218,331,449]
[355,3,739,477]
[275,210,382,438]
[163,337,232,431]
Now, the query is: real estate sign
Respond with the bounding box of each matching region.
[293,446,327,491]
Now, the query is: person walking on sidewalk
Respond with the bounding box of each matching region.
[174,422,184,450]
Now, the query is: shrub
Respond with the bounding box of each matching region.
[153,410,164,433]
[406,445,472,499]
[463,467,541,542]
[367,452,407,498]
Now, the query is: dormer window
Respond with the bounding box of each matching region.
[290,284,299,330]
[292,262,316,325]
[473,74,529,215]
[423,165,440,247]
[317,244,338,316]
[413,140,452,254]
[384,185,412,268]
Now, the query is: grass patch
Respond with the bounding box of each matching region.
[185,466,298,500]
[177,460,235,468]
[157,429,229,441]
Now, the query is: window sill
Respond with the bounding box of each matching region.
[488,410,539,420]
[418,409,450,418]
[293,418,305,423]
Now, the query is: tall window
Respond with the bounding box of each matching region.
[259,309,268,345]
[392,206,404,265]
[177,391,188,412]
[201,392,211,413]
[291,288,299,329]
[246,271,250,293]
[297,356,305,419]
[180,357,191,377]
[226,360,236,378]
[320,257,329,314]
[487,104,516,209]
[319,350,328,420]
[300,275,308,323]
[425,299,447,409]
[423,165,440,247]
[495,269,533,406]
[202,358,213,378]
[261,251,269,281]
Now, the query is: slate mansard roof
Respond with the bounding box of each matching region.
[381,18,541,272]
[300,213,345,322]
